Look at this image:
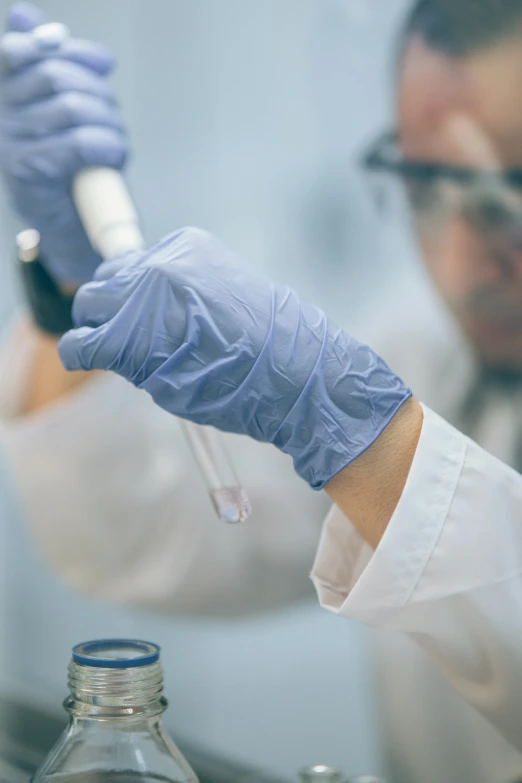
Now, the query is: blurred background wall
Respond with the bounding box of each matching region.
[0,1,422,778]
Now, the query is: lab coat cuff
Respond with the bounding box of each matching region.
[311,404,467,626]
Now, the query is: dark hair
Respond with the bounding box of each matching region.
[403,0,522,57]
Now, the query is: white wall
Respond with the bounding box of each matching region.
[0,1,416,778]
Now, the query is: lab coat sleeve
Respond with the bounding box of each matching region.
[0,316,327,616]
[312,403,522,752]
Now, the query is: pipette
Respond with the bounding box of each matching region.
[29,23,252,524]
[73,173,251,526]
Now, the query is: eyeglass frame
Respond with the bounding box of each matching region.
[360,130,522,190]
[360,130,522,243]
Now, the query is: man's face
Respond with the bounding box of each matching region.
[398,34,522,370]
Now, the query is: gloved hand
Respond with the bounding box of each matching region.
[58,228,412,489]
[0,2,128,285]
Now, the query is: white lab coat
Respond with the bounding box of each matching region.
[2,309,522,783]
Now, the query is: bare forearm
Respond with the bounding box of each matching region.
[325,398,424,549]
[20,325,97,415]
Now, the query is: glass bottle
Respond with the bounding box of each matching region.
[32,639,199,783]
[346,778,385,782]
[299,766,345,783]
[298,766,385,783]
[346,778,385,783]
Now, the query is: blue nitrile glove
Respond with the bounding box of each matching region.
[58,228,412,489]
[0,2,128,285]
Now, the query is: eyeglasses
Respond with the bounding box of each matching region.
[360,131,522,247]
[361,130,522,190]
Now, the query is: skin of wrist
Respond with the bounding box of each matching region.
[325,398,424,548]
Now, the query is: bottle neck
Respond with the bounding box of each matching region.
[65,659,167,720]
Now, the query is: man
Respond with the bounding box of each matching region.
[2,1,522,781]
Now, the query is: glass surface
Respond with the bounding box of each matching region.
[32,642,198,783]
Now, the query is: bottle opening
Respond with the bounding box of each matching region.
[72,639,160,669]
[299,766,345,783]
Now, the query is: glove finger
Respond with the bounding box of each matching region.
[93,251,145,282]
[59,295,154,374]
[58,323,117,372]
[0,91,123,138]
[0,58,113,105]
[62,275,178,382]
[1,32,114,75]
[72,268,146,328]
[3,125,127,183]
[6,2,46,33]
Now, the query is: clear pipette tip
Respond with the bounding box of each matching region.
[210,488,252,524]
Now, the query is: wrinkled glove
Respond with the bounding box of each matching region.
[58,228,412,489]
[0,2,128,285]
